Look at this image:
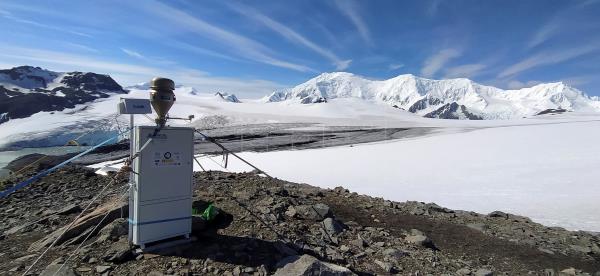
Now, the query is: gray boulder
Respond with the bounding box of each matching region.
[97,218,128,243]
[405,229,437,250]
[559,268,578,275]
[40,264,78,276]
[295,203,333,221]
[382,248,409,259]
[322,217,345,236]
[474,268,494,276]
[273,254,356,276]
[374,259,394,273]
[487,211,509,219]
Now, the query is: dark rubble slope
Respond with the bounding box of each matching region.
[0,167,599,275]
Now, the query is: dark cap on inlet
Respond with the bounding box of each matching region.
[150,77,175,91]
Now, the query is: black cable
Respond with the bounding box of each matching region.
[194,129,272,178]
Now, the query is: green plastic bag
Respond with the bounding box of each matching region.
[200,204,219,221]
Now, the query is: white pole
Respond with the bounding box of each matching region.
[130,114,134,160]
[128,114,134,243]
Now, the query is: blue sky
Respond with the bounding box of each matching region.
[0,0,599,97]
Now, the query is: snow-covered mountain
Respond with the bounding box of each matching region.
[214,92,241,103]
[265,72,600,119]
[0,66,126,123]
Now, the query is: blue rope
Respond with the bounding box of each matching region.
[0,129,129,199]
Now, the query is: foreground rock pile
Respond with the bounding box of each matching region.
[1,167,599,275]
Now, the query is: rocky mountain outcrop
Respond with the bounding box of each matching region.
[264,72,600,120]
[536,108,569,116]
[1,165,599,275]
[0,66,126,124]
[424,102,484,120]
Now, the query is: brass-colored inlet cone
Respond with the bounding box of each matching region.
[149,77,175,127]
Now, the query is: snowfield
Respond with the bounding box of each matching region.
[185,118,600,232]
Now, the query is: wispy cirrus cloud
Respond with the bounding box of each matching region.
[227,2,351,70]
[559,74,597,87]
[169,41,241,63]
[333,0,373,47]
[506,80,542,89]
[388,63,404,70]
[120,48,176,66]
[444,63,486,79]
[0,9,92,38]
[426,0,442,17]
[0,46,159,76]
[137,0,314,73]
[528,21,560,49]
[421,48,461,78]
[528,1,599,49]
[0,46,285,97]
[63,42,98,53]
[498,43,600,78]
[121,48,145,59]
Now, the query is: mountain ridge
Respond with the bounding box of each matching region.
[264,72,600,119]
[0,66,126,124]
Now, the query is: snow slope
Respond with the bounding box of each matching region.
[90,116,600,231]
[181,119,600,231]
[265,72,600,119]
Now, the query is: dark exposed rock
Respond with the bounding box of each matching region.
[408,97,442,113]
[536,108,568,115]
[424,102,483,120]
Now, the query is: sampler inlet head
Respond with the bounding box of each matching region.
[149,77,175,127]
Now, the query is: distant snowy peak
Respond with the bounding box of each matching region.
[265,72,600,119]
[127,82,197,94]
[0,66,126,124]
[126,82,151,90]
[175,86,199,95]
[214,92,241,103]
[127,83,240,103]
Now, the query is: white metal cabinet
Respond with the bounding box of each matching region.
[129,126,193,247]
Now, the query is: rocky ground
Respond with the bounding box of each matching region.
[1,165,600,276]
